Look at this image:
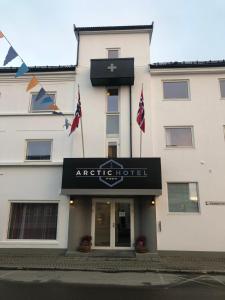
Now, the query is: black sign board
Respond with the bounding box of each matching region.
[61,158,162,196]
[90,58,134,86]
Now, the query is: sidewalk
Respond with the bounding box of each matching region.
[0,252,225,274]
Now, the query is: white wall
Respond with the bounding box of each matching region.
[76,31,153,158]
[0,71,75,248]
[151,69,225,251]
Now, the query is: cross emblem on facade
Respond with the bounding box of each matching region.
[107,63,117,72]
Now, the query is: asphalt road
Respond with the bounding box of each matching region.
[0,270,225,300]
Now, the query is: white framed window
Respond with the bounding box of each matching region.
[167,182,200,213]
[107,49,119,59]
[163,80,190,100]
[25,140,52,161]
[30,92,56,112]
[219,79,225,98]
[165,127,194,148]
[8,203,58,239]
[108,141,118,158]
[106,88,119,136]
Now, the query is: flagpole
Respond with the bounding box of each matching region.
[78,84,85,158]
[140,83,143,158]
[80,117,85,158]
[140,130,142,158]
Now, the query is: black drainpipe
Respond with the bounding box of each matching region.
[129,85,133,158]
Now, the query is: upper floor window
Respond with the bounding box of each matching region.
[219,79,225,98]
[163,80,189,100]
[108,142,118,158]
[165,127,194,148]
[106,88,119,135]
[26,140,52,161]
[168,182,199,213]
[108,49,119,59]
[30,92,56,112]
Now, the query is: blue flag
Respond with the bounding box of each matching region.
[41,96,54,104]
[4,46,18,66]
[15,62,29,77]
[35,88,46,102]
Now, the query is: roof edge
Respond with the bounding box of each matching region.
[0,65,76,74]
[150,60,225,69]
[73,24,153,39]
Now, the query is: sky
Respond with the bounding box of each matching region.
[0,0,225,67]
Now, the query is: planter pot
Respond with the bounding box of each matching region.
[78,245,91,253]
[135,246,148,253]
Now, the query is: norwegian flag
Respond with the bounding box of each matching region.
[69,86,82,136]
[136,87,145,133]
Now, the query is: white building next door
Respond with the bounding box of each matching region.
[91,198,134,249]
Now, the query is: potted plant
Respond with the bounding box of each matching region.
[78,235,92,252]
[135,235,148,253]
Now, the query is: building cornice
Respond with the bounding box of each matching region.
[0,162,63,167]
[150,60,225,75]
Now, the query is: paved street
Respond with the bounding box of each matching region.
[0,270,225,300]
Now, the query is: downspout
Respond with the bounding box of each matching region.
[129,85,133,158]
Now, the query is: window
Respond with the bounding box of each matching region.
[26,140,52,160]
[30,92,56,112]
[8,203,58,239]
[108,49,119,59]
[219,79,225,98]
[108,142,117,158]
[168,183,199,213]
[106,88,119,135]
[163,81,189,99]
[165,127,194,147]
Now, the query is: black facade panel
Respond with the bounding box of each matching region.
[61,158,162,196]
[90,58,134,86]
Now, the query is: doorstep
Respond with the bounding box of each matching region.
[65,250,136,259]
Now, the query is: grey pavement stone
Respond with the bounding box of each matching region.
[0,253,224,274]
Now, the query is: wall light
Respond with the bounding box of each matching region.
[151,200,155,206]
[70,200,75,205]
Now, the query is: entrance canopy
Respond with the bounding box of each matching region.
[61,158,162,196]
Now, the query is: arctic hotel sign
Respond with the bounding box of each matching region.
[61,158,162,196]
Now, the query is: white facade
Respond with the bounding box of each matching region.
[151,68,225,251]
[0,25,225,253]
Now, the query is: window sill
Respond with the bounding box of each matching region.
[162,98,190,101]
[165,146,195,149]
[0,162,63,166]
[0,240,59,245]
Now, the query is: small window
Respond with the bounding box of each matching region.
[106,88,119,136]
[108,142,117,158]
[165,127,193,147]
[108,49,119,59]
[107,88,118,112]
[8,203,58,239]
[106,115,119,134]
[168,183,199,213]
[163,81,189,99]
[26,140,52,160]
[219,79,225,98]
[30,93,56,112]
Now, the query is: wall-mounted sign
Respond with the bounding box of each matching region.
[205,201,225,206]
[61,158,161,196]
[90,58,134,86]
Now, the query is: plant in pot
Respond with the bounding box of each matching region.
[78,235,92,252]
[135,235,148,253]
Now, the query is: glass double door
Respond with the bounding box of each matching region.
[92,199,134,249]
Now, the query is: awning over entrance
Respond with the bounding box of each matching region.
[61,158,162,196]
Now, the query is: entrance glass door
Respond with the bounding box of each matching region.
[95,202,111,247]
[92,199,134,249]
[115,202,131,247]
